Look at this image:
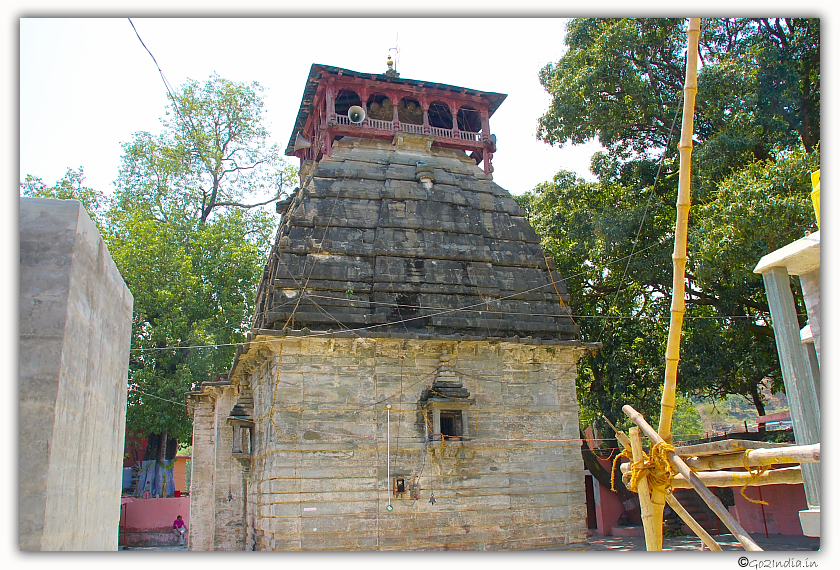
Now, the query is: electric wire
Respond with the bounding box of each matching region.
[130,224,783,355]
[129,387,195,410]
[594,96,684,347]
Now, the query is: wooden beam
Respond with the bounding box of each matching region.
[675,439,792,457]
[683,443,820,471]
[659,17,701,442]
[672,467,802,488]
[623,404,763,551]
[621,463,804,488]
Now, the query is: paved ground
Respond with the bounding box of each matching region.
[121,544,188,551]
[121,534,819,552]
[586,533,819,552]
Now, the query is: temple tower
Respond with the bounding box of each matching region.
[188,61,593,551]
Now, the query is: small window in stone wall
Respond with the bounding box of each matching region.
[393,477,406,498]
[440,411,463,439]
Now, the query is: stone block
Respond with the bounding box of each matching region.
[19,198,133,551]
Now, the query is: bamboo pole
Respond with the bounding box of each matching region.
[629,427,662,551]
[612,423,719,549]
[672,466,802,488]
[684,444,820,471]
[617,463,721,550]
[622,463,804,488]
[623,404,763,551]
[665,494,722,550]
[659,17,702,442]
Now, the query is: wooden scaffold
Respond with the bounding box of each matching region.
[612,17,821,552]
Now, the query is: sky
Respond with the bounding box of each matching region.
[19,17,605,198]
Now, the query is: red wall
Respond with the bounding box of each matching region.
[595,455,631,536]
[121,498,191,532]
[731,483,807,535]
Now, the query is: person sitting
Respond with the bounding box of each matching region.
[173,515,188,545]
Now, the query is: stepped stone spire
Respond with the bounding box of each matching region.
[255,134,577,342]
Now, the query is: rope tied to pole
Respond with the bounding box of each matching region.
[738,446,771,505]
[619,441,678,496]
[611,447,632,493]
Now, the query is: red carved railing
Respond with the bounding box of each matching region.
[400,123,425,134]
[333,114,483,143]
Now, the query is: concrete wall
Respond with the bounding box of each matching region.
[20,198,134,551]
[196,336,587,551]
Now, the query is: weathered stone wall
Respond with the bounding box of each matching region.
[188,382,250,551]
[19,198,133,551]
[212,386,248,550]
[238,336,587,550]
[256,137,578,341]
[188,393,217,550]
[189,133,591,550]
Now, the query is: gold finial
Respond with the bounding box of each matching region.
[385,54,400,78]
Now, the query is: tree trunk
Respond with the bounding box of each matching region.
[749,383,767,431]
[158,430,168,463]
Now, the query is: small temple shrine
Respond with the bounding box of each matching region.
[187,58,591,551]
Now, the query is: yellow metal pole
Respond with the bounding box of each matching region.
[659,17,702,442]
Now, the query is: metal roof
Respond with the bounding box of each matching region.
[284,63,508,156]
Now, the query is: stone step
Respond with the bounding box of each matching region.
[120,530,187,548]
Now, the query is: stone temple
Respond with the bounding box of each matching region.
[187,61,594,550]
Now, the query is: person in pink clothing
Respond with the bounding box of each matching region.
[173,515,187,545]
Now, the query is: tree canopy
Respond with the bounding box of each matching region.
[22,75,297,453]
[521,18,819,432]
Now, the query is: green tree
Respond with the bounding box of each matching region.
[118,74,297,226]
[112,75,296,457]
[523,18,819,430]
[112,207,273,451]
[20,167,107,228]
[21,76,297,461]
[671,395,704,441]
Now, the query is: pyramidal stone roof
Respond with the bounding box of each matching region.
[252,134,579,342]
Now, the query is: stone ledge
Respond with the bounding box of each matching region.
[611,525,645,537]
[754,230,820,276]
